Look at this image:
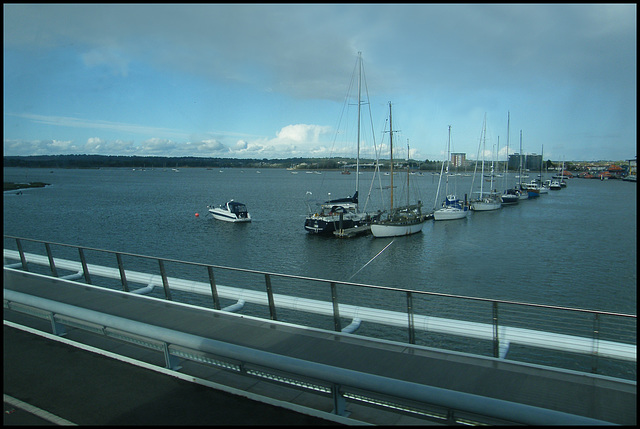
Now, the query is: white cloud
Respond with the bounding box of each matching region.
[3,139,78,155]
[139,138,177,154]
[224,124,335,158]
[85,137,105,151]
[275,124,331,143]
[195,139,229,154]
[108,139,137,154]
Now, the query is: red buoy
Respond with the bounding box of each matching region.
[195,213,199,217]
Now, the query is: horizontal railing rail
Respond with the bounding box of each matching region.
[3,235,637,380]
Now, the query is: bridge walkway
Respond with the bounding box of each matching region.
[3,268,636,425]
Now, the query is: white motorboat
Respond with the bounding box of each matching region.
[208,200,251,222]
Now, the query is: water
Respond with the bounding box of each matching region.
[3,167,636,316]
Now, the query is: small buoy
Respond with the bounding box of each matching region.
[195,213,199,217]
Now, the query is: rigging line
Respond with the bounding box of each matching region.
[348,239,395,281]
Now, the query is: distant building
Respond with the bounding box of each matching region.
[451,152,466,168]
[508,153,542,171]
[627,158,637,176]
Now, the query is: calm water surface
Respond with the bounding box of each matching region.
[3,167,636,315]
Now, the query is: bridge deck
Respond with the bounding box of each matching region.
[3,269,636,425]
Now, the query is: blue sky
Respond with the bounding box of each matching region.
[3,4,636,162]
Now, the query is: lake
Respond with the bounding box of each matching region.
[4,167,636,314]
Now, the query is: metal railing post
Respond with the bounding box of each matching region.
[331,383,348,416]
[492,301,499,358]
[15,238,28,271]
[591,313,600,374]
[264,274,277,320]
[330,282,342,332]
[116,253,129,292]
[44,242,58,277]
[78,247,92,284]
[207,266,221,310]
[407,291,415,344]
[158,259,172,300]
[163,343,182,370]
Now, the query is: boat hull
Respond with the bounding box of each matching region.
[470,203,501,211]
[470,198,502,211]
[209,209,251,223]
[304,216,359,235]
[371,219,425,237]
[304,212,377,235]
[433,207,467,221]
[501,194,519,205]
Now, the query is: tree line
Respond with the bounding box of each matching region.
[3,155,443,170]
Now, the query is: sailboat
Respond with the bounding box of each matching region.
[558,159,568,187]
[304,52,382,235]
[434,126,468,221]
[515,130,532,200]
[371,103,426,237]
[538,144,549,194]
[501,112,520,205]
[470,115,501,211]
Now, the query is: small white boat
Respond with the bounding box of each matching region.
[433,128,469,222]
[208,200,251,222]
[434,195,468,221]
[434,202,468,221]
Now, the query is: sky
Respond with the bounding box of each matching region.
[3,4,637,162]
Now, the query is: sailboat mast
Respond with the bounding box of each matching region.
[519,130,523,188]
[541,144,544,183]
[445,125,451,196]
[505,111,510,188]
[355,52,362,208]
[492,137,497,192]
[388,101,393,212]
[480,115,486,198]
[406,139,410,207]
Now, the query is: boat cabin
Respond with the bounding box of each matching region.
[227,201,249,218]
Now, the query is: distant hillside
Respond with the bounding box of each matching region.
[3,154,441,170]
[3,155,322,169]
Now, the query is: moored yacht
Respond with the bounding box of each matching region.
[208,200,251,222]
[304,192,380,235]
[501,188,520,205]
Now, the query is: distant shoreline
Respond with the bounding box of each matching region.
[4,182,50,192]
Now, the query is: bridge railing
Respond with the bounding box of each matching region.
[4,289,619,426]
[3,235,636,381]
